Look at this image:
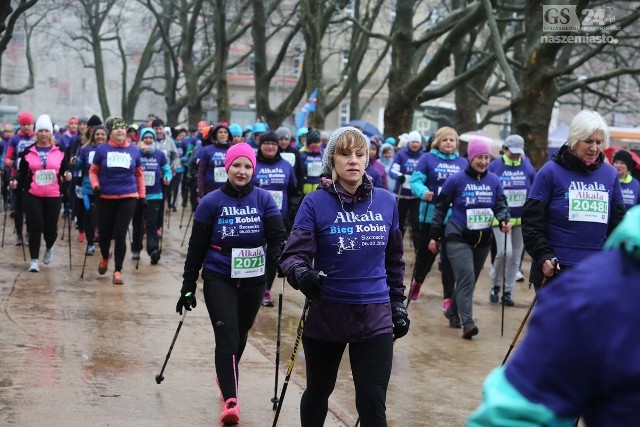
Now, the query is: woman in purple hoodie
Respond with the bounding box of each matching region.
[280,126,409,426]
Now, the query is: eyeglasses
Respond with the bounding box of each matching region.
[262,141,278,146]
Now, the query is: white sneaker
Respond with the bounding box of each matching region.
[43,247,53,265]
[516,270,525,282]
[29,259,39,272]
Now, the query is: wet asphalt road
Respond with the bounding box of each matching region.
[0,208,539,426]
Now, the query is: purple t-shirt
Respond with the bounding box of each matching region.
[489,156,536,218]
[252,157,295,217]
[293,187,400,304]
[199,144,228,189]
[440,170,504,231]
[620,177,640,211]
[195,186,280,276]
[527,161,623,267]
[92,143,141,196]
[140,149,168,196]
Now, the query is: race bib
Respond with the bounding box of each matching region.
[34,169,56,186]
[88,151,96,164]
[106,152,132,169]
[568,190,608,224]
[466,208,493,230]
[281,152,295,167]
[267,190,284,210]
[75,185,83,198]
[402,175,411,189]
[504,189,527,208]
[307,161,322,177]
[214,166,227,182]
[231,246,265,278]
[143,171,156,186]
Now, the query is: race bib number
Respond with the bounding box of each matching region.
[267,190,283,210]
[504,189,527,208]
[307,162,322,177]
[214,166,227,183]
[34,169,56,186]
[568,190,608,224]
[466,208,493,230]
[281,152,295,167]
[106,152,132,169]
[143,171,156,186]
[231,247,265,278]
[88,151,96,164]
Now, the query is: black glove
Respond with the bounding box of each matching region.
[276,266,285,278]
[396,175,406,184]
[93,187,102,197]
[392,306,410,339]
[176,286,197,314]
[139,197,147,207]
[298,269,327,300]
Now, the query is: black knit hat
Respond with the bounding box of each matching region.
[613,149,636,170]
[87,115,102,127]
[306,129,321,144]
[259,131,278,145]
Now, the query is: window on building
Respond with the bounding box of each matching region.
[340,102,350,125]
[248,54,255,73]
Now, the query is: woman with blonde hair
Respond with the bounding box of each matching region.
[409,127,468,311]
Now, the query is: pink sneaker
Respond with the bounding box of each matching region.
[77,232,85,243]
[220,398,240,424]
[409,280,421,301]
[442,298,451,312]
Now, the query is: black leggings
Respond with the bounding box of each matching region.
[397,198,420,250]
[96,198,136,271]
[202,269,265,401]
[301,333,393,427]
[131,199,162,254]
[414,222,455,299]
[24,193,60,260]
[83,195,97,246]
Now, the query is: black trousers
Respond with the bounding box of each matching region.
[397,198,420,250]
[202,270,265,401]
[301,333,394,427]
[23,193,60,260]
[96,198,136,271]
[131,199,162,255]
[414,222,455,299]
[83,195,97,246]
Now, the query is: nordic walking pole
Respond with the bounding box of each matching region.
[61,214,67,240]
[180,210,193,247]
[179,205,186,229]
[271,275,286,410]
[1,198,7,248]
[502,259,558,365]
[68,209,72,269]
[501,231,508,337]
[20,229,26,261]
[80,242,89,278]
[155,309,187,384]
[272,298,310,427]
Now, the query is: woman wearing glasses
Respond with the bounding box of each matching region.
[522,110,625,290]
[89,117,146,284]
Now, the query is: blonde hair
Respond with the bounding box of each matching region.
[431,127,459,150]
[329,129,368,181]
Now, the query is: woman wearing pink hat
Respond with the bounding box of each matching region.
[177,142,287,425]
[428,139,511,339]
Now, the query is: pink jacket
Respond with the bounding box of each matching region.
[20,144,67,198]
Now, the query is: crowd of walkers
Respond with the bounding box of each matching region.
[2,108,639,425]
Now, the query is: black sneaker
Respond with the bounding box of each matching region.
[502,292,515,307]
[462,323,479,340]
[150,249,161,265]
[489,286,500,303]
[131,251,141,261]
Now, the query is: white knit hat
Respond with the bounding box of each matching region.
[321,126,369,176]
[35,114,53,133]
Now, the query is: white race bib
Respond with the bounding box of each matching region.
[106,152,132,169]
[281,152,295,167]
[88,151,96,165]
[231,246,266,278]
[214,166,228,183]
[143,171,156,186]
[267,190,284,210]
[34,169,56,186]
[466,208,494,230]
[402,175,411,189]
[568,190,609,224]
[504,189,527,208]
[307,162,322,177]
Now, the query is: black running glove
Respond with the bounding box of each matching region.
[93,187,102,197]
[298,270,327,300]
[176,284,197,315]
[392,306,410,339]
[396,175,406,184]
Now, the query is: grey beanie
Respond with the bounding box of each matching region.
[321,126,369,176]
[275,126,291,140]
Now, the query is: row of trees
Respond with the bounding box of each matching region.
[1,0,639,167]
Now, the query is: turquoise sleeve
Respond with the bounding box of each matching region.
[162,164,173,182]
[467,367,575,427]
[410,170,428,198]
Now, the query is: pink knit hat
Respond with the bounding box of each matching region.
[467,139,491,161]
[224,142,256,172]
